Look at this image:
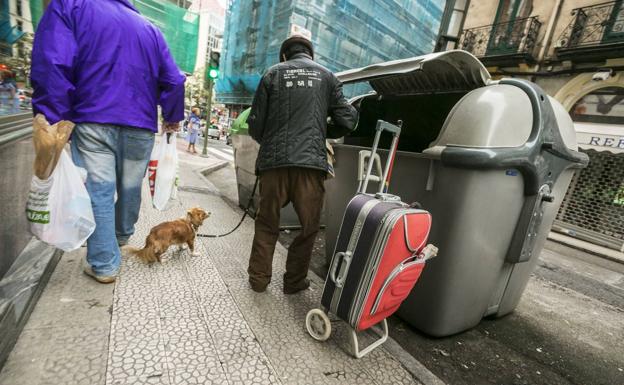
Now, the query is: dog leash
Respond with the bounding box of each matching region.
[196,177,259,238]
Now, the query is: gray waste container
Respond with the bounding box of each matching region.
[325,51,588,337]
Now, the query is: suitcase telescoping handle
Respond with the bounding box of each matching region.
[360,120,402,194]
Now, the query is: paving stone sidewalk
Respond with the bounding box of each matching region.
[0,139,437,385]
[105,173,423,384]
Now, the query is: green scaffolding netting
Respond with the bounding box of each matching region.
[30,0,198,74]
[217,0,446,105]
[29,0,45,31]
[133,0,199,74]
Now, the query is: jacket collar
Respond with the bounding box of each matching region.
[290,53,313,61]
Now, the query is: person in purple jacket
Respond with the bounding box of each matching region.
[31,0,186,283]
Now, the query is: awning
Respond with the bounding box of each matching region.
[574,122,624,154]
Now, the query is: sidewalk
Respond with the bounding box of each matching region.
[0,137,438,385]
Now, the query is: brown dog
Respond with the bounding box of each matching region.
[128,207,210,264]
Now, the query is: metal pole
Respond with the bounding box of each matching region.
[201,78,213,156]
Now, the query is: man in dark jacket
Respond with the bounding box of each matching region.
[247,35,358,294]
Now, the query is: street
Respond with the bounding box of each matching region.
[196,135,234,163]
[205,154,624,385]
[2,1,624,384]
[1,134,622,385]
[0,138,434,385]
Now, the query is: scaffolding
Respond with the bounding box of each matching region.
[133,0,199,74]
[26,0,199,74]
[217,0,446,105]
[29,0,44,31]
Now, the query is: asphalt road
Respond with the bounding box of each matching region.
[204,154,624,385]
[192,135,234,163]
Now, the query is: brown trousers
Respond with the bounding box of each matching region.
[248,167,325,290]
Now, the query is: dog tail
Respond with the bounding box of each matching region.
[125,246,157,264]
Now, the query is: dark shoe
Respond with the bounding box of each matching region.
[84,266,117,284]
[117,237,129,247]
[249,280,267,293]
[284,279,310,295]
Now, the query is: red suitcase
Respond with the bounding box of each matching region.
[306,120,437,358]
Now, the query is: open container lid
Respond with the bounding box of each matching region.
[336,50,491,96]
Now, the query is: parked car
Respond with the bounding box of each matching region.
[207,124,220,139]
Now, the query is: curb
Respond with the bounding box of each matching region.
[547,232,624,265]
[200,160,230,176]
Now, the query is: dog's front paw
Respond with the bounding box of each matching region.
[190,251,201,257]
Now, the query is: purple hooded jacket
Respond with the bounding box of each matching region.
[31,0,186,131]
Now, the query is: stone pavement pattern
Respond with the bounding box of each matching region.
[107,171,421,384]
[0,249,113,385]
[0,137,425,385]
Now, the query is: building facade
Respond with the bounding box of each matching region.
[454,0,624,257]
[217,0,446,108]
[189,0,225,73]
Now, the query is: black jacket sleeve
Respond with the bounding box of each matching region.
[327,76,358,139]
[248,72,271,143]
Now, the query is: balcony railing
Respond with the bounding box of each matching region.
[459,17,541,64]
[556,1,624,60]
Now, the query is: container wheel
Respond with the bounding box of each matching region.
[306,308,331,341]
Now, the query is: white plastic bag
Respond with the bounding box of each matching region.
[26,150,96,251]
[151,133,179,211]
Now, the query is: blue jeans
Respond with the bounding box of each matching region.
[70,123,154,276]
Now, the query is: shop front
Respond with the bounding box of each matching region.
[553,83,624,254]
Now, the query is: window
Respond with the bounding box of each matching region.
[571,87,624,125]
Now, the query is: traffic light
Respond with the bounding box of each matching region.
[207,50,220,80]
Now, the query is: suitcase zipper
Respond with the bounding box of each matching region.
[368,244,439,316]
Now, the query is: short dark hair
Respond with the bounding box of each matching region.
[284,42,312,60]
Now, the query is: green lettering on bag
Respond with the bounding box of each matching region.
[26,209,50,224]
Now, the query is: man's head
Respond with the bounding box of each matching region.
[191,107,199,115]
[279,35,314,62]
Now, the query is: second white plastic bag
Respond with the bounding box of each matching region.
[151,133,179,211]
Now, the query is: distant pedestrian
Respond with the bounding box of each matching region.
[31,0,185,284]
[12,87,20,113]
[0,73,12,114]
[187,107,201,154]
[247,34,358,294]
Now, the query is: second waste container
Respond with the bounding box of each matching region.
[325,50,589,336]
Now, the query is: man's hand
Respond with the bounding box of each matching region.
[162,121,180,133]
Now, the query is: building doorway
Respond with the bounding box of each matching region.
[554,86,624,251]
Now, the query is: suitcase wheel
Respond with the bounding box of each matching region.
[305,308,331,341]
